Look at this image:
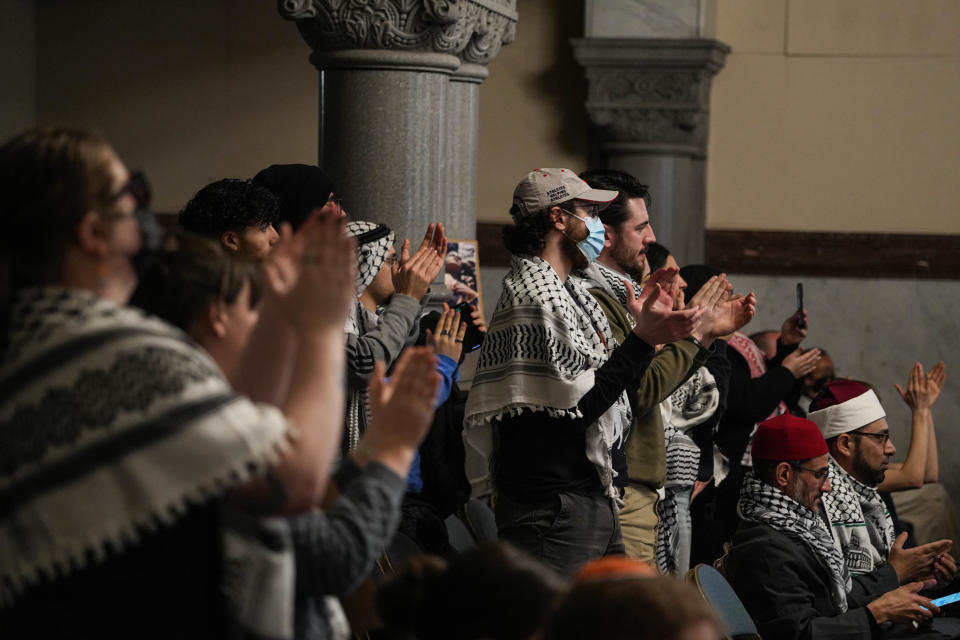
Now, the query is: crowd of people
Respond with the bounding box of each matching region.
[0,127,954,640]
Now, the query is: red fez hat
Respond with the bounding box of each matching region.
[809,379,872,412]
[752,413,828,461]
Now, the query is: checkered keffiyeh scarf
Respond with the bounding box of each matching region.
[464,255,630,499]
[739,471,852,613]
[575,260,642,309]
[820,457,894,576]
[0,287,290,607]
[656,366,719,574]
[344,220,395,451]
[346,220,395,297]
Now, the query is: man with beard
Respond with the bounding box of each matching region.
[577,169,755,562]
[809,377,955,585]
[725,414,941,640]
[464,168,704,574]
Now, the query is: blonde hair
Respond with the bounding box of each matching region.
[0,127,117,289]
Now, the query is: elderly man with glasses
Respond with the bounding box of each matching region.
[809,377,956,587]
[725,414,948,640]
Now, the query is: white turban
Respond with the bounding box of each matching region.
[808,387,885,439]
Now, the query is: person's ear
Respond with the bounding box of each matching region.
[75,210,111,258]
[603,223,615,249]
[220,230,241,252]
[549,205,567,231]
[835,433,855,458]
[207,300,228,339]
[774,461,793,490]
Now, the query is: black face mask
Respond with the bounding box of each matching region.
[131,207,162,279]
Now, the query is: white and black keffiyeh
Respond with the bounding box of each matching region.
[464,255,630,500]
[344,221,395,451]
[820,457,894,576]
[655,365,719,574]
[0,287,290,607]
[346,220,395,297]
[739,471,852,613]
[575,260,641,309]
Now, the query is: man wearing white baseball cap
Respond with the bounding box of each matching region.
[809,374,956,586]
[463,168,704,574]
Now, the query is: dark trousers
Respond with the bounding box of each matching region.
[494,491,624,576]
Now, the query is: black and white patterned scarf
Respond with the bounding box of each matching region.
[575,260,641,308]
[464,255,630,499]
[344,221,395,451]
[0,287,290,607]
[739,471,852,613]
[820,457,894,576]
[656,365,719,574]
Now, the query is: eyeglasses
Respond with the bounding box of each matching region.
[109,179,136,204]
[560,204,601,222]
[851,431,891,445]
[790,463,830,483]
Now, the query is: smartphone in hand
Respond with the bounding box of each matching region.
[452,301,485,352]
[796,283,806,329]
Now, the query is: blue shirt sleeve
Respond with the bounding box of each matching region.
[434,353,459,408]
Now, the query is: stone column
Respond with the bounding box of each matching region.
[278,0,516,247]
[572,38,728,266]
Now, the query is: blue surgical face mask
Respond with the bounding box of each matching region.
[562,208,606,262]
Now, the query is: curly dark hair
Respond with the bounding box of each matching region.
[578,169,650,230]
[502,199,574,256]
[179,178,279,238]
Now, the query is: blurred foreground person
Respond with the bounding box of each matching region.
[0,128,355,638]
[543,556,723,640]
[376,542,565,640]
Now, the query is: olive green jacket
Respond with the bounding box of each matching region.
[588,288,710,489]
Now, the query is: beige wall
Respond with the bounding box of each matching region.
[708,0,960,233]
[477,0,590,223]
[35,0,318,214]
[15,0,960,234]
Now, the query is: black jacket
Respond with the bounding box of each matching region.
[725,520,898,640]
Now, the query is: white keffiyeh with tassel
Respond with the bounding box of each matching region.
[0,287,290,608]
[464,255,630,500]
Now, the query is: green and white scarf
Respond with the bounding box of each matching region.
[820,457,894,577]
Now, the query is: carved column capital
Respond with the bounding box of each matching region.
[279,0,517,72]
[572,38,730,157]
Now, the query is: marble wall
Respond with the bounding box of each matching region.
[475,266,960,508]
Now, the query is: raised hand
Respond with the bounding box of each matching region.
[867,581,938,625]
[392,222,446,301]
[781,308,809,345]
[427,303,466,362]
[686,275,728,344]
[895,361,947,411]
[627,280,703,346]
[263,211,356,334]
[710,290,757,338]
[782,347,820,378]
[638,266,681,311]
[888,532,953,584]
[467,304,487,334]
[360,348,442,476]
